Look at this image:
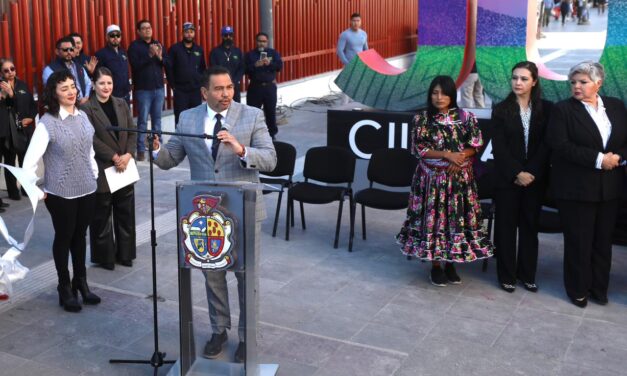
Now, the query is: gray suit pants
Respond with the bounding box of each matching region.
[202,221,260,342]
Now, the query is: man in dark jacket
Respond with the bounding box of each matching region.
[95,24,131,102]
[166,22,207,124]
[43,37,91,105]
[128,19,166,161]
[209,26,245,103]
[245,32,283,138]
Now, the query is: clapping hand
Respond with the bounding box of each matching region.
[0,81,14,98]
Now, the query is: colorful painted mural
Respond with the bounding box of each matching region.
[335,0,627,110]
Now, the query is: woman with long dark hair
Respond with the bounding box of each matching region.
[23,70,101,312]
[397,75,493,286]
[491,61,553,293]
[82,67,137,270]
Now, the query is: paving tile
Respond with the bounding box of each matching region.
[564,340,627,375]
[10,360,72,376]
[425,314,507,347]
[557,363,621,376]
[314,344,405,376]
[446,295,517,325]
[0,322,67,359]
[350,322,425,354]
[395,336,560,376]
[0,351,28,370]
[262,331,341,367]
[0,316,25,340]
[294,311,367,340]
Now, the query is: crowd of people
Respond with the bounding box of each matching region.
[397,60,626,308]
[0,12,624,367]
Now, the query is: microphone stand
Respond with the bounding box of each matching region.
[107,127,213,375]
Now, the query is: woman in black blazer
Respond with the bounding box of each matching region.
[492,61,552,293]
[548,61,627,307]
[0,58,37,201]
[82,67,137,270]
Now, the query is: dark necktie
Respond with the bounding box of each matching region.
[212,114,223,160]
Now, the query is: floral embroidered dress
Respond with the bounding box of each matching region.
[397,109,494,262]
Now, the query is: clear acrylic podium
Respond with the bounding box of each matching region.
[167,181,278,376]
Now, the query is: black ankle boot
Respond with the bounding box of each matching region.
[71,277,101,305]
[57,283,82,312]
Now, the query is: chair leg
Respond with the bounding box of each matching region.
[349,198,355,252]
[290,198,295,227]
[300,201,306,229]
[334,199,344,249]
[285,197,291,241]
[271,190,283,237]
[361,205,367,240]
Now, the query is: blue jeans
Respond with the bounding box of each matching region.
[135,89,165,152]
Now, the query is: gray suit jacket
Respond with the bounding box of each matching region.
[155,101,277,220]
[82,95,137,193]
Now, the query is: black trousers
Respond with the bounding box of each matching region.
[173,89,202,125]
[233,83,242,103]
[495,185,544,284]
[0,137,19,198]
[89,186,136,265]
[247,82,278,137]
[45,193,96,284]
[557,199,618,299]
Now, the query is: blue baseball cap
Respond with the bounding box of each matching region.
[183,22,195,31]
[221,26,234,35]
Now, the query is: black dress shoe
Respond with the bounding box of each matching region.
[57,283,81,312]
[589,291,608,305]
[500,283,516,293]
[202,332,227,359]
[234,341,245,363]
[519,280,538,293]
[72,277,101,305]
[117,259,133,267]
[0,201,9,208]
[98,263,115,271]
[8,193,21,201]
[569,295,588,308]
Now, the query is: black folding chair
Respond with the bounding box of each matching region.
[260,141,297,237]
[350,148,416,251]
[286,146,356,249]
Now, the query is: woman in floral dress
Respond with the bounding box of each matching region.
[397,75,494,286]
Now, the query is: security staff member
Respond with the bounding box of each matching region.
[95,25,131,102]
[244,32,283,138]
[209,26,245,102]
[166,22,207,124]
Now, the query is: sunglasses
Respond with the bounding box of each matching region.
[61,47,75,52]
[2,67,16,73]
[108,33,121,38]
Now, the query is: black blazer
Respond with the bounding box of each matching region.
[491,99,553,189]
[81,95,137,193]
[547,96,627,202]
[0,79,37,139]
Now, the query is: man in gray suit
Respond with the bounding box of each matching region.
[152,66,276,362]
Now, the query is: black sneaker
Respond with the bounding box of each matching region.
[520,280,538,293]
[444,263,462,284]
[589,291,608,305]
[430,267,448,287]
[202,332,227,359]
[500,283,516,293]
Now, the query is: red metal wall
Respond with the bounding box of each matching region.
[0,0,417,106]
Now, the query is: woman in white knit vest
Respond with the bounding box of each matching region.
[23,70,101,312]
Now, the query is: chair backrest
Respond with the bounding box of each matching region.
[303,146,356,184]
[367,148,417,187]
[261,141,297,177]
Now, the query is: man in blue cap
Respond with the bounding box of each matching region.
[166,22,207,124]
[209,26,245,103]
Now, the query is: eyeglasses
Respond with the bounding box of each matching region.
[256,39,268,43]
[108,33,121,38]
[2,67,16,73]
[61,47,74,52]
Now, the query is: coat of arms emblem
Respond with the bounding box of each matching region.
[181,195,235,270]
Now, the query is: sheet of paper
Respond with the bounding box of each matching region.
[104,158,140,193]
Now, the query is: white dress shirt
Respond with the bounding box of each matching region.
[581,96,613,169]
[23,107,99,199]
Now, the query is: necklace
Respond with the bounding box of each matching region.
[224,50,232,62]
